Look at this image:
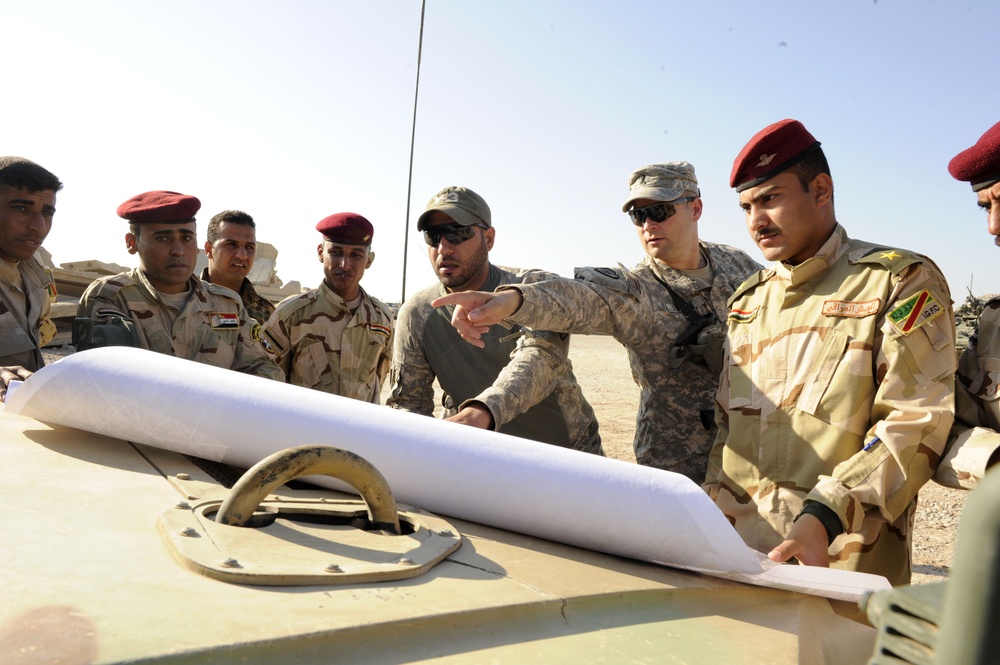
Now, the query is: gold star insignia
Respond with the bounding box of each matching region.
[880,251,900,260]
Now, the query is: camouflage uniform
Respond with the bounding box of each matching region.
[200,267,275,324]
[387,264,602,454]
[706,225,956,586]
[78,268,283,380]
[936,297,1000,489]
[501,243,759,480]
[0,255,57,370]
[260,282,393,404]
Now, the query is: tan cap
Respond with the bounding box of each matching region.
[622,162,700,212]
[417,186,491,231]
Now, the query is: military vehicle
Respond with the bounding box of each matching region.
[3,398,883,664]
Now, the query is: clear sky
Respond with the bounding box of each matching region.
[5,0,999,304]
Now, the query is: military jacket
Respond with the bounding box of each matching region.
[706,225,956,585]
[937,296,1000,489]
[260,282,393,404]
[506,243,760,480]
[387,264,602,454]
[0,255,56,371]
[78,269,283,381]
[200,268,275,324]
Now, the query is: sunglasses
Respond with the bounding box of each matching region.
[628,197,697,226]
[423,223,488,247]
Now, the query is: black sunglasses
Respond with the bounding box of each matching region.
[628,197,697,226]
[423,223,488,247]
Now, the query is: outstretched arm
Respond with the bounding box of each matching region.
[431,289,523,347]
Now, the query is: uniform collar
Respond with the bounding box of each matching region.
[773,224,849,286]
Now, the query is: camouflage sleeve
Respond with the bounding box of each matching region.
[37,269,56,347]
[259,308,293,377]
[505,268,644,343]
[376,327,394,396]
[463,325,572,430]
[935,301,1000,489]
[232,307,284,381]
[806,262,957,533]
[77,277,129,322]
[703,341,733,495]
[386,302,436,416]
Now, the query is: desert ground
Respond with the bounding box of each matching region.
[555,335,964,585]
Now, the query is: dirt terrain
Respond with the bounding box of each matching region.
[565,334,966,586]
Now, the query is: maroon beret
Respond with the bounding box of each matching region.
[117,190,201,223]
[316,212,374,246]
[948,121,1000,192]
[730,119,822,192]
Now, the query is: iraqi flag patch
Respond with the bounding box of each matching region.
[727,306,760,324]
[370,323,391,339]
[887,289,945,335]
[211,312,240,329]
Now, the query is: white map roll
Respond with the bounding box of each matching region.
[7,347,890,599]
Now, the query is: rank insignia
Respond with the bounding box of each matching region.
[727,306,760,324]
[888,290,944,334]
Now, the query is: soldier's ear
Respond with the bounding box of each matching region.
[483,226,496,251]
[204,241,214,259]
[366,250,375,268]
[125,233,138,255]
[317,243,324,263]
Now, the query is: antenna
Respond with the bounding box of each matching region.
[401,0,427,304]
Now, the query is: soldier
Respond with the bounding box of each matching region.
[260,213,393,403]
[706,119,956,585]
[937,120,1000,488]
[201,210,275,324]
[430,165,759,480]
[387,186,602,455]
[0,157,62,401]
[76,190,283,381]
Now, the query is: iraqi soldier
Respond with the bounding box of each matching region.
[260,213,393,403]
[386,186,603,455]
[430,166,759,480]
[0,157,61,401]
[201,210,275,325]
[706,119,956,586]
[936,120,1000,489]
[76,190,283,381]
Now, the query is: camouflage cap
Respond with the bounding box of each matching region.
[621,163,700,212]
[417,186,491,231]
[948,120,1000,192]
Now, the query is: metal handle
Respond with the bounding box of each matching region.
[215,444,401,534]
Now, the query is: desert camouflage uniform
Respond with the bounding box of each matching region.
[502,243,759,480]
[706,225,956,586]
[0,255,57,370]
[200,267,275,324]
[78,268,282,380]
[387,264,602,454]
[260,282,393,404]
[936,297,1000,489]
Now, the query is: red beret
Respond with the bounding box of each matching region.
[316,212,374,246]
[117,190,201,223]
[730,119,822,192]
[948,121,1000,192]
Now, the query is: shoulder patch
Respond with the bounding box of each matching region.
[369,323,391,339]
[250,322,262,341]
[888,289,946,335]
[726,269,769,307]
[574,264,640,296]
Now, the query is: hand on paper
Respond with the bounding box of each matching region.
[0,366,32,402]
[445,403,496,430]
[768,513,830,568]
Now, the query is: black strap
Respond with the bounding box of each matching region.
[649,271,716,347]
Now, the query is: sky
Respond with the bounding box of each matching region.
[5,0,999,305]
